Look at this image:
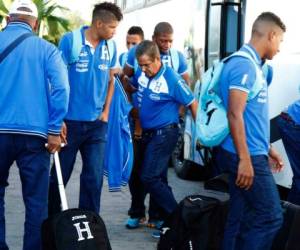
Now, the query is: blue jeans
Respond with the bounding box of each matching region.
[0,134,49,250]
[48,120,107,215]
[140,125,179,219]
[277,115,300,205]
[216,148,283,250]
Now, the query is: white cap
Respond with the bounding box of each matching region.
[9,0,38,18]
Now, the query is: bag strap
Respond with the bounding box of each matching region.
[0,33,34,64]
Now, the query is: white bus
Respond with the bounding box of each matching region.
[113,0,300,190]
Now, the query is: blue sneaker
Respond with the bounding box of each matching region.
[151,230,161,239]
[147,220,164,229]
[125,217,146,229]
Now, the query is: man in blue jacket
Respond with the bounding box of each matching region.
[0,0,69,249]
[48,2,123,216]
[131,40,197,237]
[217,12,285,250]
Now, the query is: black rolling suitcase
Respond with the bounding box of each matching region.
[41,152,111,250]
[272,201,300,250]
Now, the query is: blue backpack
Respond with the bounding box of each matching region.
[195,50,268,147]
[69,27,115,65]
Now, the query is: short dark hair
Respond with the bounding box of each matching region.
[92,2,123,23]
[135,40,160,61]
[153,22,173,36]
[127,26,144,40]
[252,12,286,34]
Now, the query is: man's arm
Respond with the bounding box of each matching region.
[228,89,254,190]
[188,100,198,121]
[46,46,70,153]
[181,72,191,87]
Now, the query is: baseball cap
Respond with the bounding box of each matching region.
[9,0,38,18]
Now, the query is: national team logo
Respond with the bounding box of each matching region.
[149,77,169,94]
[73,221,94,242]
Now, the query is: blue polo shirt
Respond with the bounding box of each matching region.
[131,64,194,130]
[219,44,269,156]
[59,26,117,121]
[119,51,128,68]
[126,46,188,75]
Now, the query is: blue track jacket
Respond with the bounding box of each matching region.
[104,77,133,191]
[0,22,69,138]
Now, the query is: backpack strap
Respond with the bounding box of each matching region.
[70,28,83,64]
[169,48,180,72]
[0,33,34,64]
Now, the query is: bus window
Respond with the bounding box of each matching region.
[205,0,244,69]
[124,0,145,12]
[206,3,222,69]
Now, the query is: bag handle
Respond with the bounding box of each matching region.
[0,33,34,64]
[53,151,69,211]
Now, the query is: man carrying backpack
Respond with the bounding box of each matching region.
[48,2,123,216]
[216,12,285,250]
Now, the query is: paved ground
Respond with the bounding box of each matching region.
[5,155,203,250]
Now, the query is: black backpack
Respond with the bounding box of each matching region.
[41,152,111,250]
[157,190,229,250]
[42,208,111,250]
[272,201,300,250]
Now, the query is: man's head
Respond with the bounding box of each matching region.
[126,26,144,50]
[136,40,161,77]
[8,0,38,31]
[251,12,286,60]
[91,2,123,40]
[152,22,173,54]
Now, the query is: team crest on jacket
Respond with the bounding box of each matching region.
[149,77,169,94]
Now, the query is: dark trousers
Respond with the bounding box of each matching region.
[48,120,107,215]
[128,138,163,220]
[0,134,49,250]
[277,114,300,205]
[216,148,283,250]
[138,125,179,220]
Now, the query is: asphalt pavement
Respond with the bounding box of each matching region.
[5,155,203,250]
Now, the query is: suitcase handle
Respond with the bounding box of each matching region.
[53,152,69,211]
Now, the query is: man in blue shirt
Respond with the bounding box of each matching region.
[48,2,123,216]
[131,40,197,237]
[0,0,69,249]
[217,12,285,250]
[122,22,191,230]
[119,26,144,68]
[277,100,300,205]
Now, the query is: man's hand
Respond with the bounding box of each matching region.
[60,122,67,144]
[99,112,109,123]
[236,158,254,190]
[46,135,62,153]
[269,147,284,173]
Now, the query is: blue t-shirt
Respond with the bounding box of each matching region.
[131,64,194,130]
[126,46,188,75]
[220,44,269,156]
[59,26,117,121]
